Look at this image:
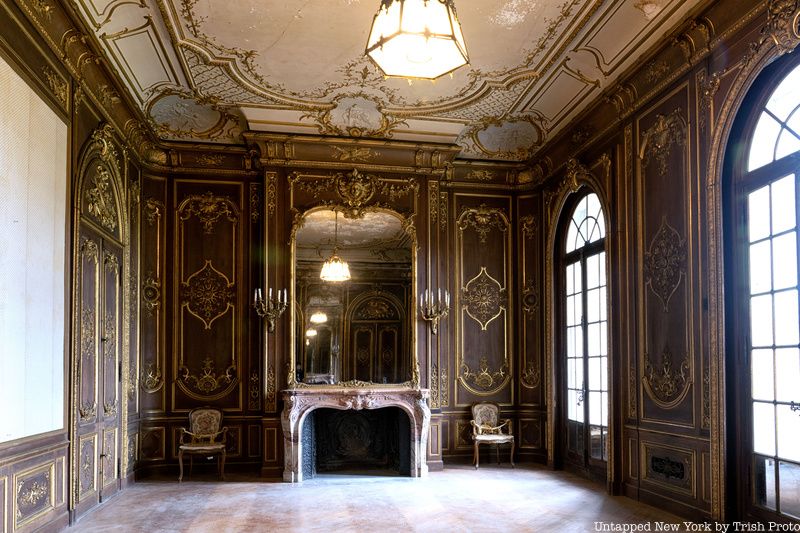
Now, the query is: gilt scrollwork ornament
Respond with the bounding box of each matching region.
[266,173,277,216]
[458,204,508,244]
[643,347,692,409]
[336,169,376,216]
[179,191,238,233]
[429,181,440,225]
[521,278,538,318]
[331,146,378,163]
[520,214,537,240]
[140,362,164,393]
[143,198,164,226]
[17,477,48,513]
[179,357,236,395]
[629,366,638,419]
[79,440,94,494]
[698,70,721,132]
[180,260,235,330]
[702,367,711,429]
[440,366,449,407]
[764,0,800,54]
[520,360,541,389]
[249,372,260,410]
[462,267,506,330]
[430,364,440,408]
[645,217,686,312]
[250,183,261,223]
[460,356,509,392]
[639,108,686,177]
[42,66,67,108]
[141,275,161,317]
[266,365,276,410]
[86,166,118,232]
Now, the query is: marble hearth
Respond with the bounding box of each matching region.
[280,387,431,482]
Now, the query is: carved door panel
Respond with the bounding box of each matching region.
[74,228,122,515]
[352,326,374,382]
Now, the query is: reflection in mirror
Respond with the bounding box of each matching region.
[294,208,414,385]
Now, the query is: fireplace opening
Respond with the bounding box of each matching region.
[301,407,411,478]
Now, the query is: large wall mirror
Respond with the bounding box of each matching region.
[291,207,417,387]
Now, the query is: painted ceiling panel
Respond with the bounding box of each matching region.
[71,0,704,158]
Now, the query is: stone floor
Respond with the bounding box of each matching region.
[71,464,689,532]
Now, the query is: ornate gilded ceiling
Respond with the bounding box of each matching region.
[74,0,701,160]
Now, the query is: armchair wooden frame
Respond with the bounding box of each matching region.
[178,407,228,482]
[470,402,515,469]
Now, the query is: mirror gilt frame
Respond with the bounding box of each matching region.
[288,204,419,389]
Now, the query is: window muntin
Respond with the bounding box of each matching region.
[748,63,800,172]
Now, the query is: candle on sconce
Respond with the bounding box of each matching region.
[284,288,287,303]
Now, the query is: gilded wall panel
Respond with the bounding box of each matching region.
[518,417,543,450]
[77,434,97,499]
[78,236,101,425]
[454,196,513,406]
[13,463,54,530]
[139,426,165,461]
[173,182,243,408]
[517,194,543,409]
[635,85,696,427]
[641,441,696,499]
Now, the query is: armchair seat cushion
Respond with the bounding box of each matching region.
[474,434,514,444]
[179,443,225,453]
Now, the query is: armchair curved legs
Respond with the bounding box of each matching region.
[472,440,515,469]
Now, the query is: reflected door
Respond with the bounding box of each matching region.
[740,173,800,521]
[561,193,608,477]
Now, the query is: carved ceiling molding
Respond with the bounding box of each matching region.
[639,108,686,177]
[180,260,235,330]
[645,216,686,313]
[642,346,692,409]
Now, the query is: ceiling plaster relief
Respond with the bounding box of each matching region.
[70,0,705,160]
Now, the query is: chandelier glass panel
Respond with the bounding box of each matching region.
[365,0,468,79]
[320,210,351,282]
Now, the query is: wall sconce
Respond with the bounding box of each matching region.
[254,288,288,333]
[420,288,449,335]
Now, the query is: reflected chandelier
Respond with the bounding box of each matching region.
[365,0,468,80]
[320,211,351,282]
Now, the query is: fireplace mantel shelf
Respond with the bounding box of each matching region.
[280,387,431,482]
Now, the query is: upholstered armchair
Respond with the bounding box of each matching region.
[470,402,515,469]
[178,407,228,482]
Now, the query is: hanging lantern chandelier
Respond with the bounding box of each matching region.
[320,210,351,282]
[365,0,468,80]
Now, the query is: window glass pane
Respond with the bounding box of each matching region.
[775,348,800,402]
[751,294,775,347]
[771,174,796,234]
[588,355,601,390]
[750,240,773,294]
[766,63,800,120]
[599,287,607,322]
[755,456,778,510]
[567,326,575,357]
[600,325,607,356]
[575,326,583,358]
[772,232,797,290]
[774,289,799,345]
[566,221,579,253]
[568,358,576,388]
[567,295,576,326]
[587,322,600,357]
[575,354,584,390]
[598,214,606,239]
[753,401,777,456]
[599,251,607,286]
[568,389,577,421]
[600,357,608,393]
[566,263,574,294]
[587,254,599,289]
[749,113,782,171]
[749,185,771,242]
[587,288,600,323]
[776,405,800,462]
[589,391,602,425]
[574,261,582,293]
[775,129,800,160]
[778,461,800,519]
[751,348,775,401]
[602,391,608,425]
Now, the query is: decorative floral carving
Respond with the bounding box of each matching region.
[17,476,49,511]
[521,278,538,317]
[331,146,378,163]
[249,183,260,223]
[640,108,686,177]
[181,260,235,329]
[266,365,276,410]
[644,60,670,84]
[520,360,541,389]
[249,372,260,410]
[179,357,236,395]
[458,204,508,244]
[702,367,711,429]
[439,192,448,231]
[645,217,686,312]
[102,433,115,484]
[643,347,691,408]
[42,66,67,107]
[463,267,505,330]
[461,356,509,391]
[429,181,439,225]
[179,191,238,233]
[196,153,224,166]
[520,214,537,240]
[764,0,800,54]
[143,198,164,226]
[266,173,277,217]
[80,440,94,494]
[140,362,164,393]
[86,166,118,232]
[141,275,161,317]
[356,298,394,320]
[440,366,449,407]
[335,169,377,217]
[698,70,720,131]
[430,364,440,408]
[465,170,494,181]
[629,366,638,419]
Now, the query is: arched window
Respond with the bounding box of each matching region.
[561,191,608,475]
[728,56,800,522]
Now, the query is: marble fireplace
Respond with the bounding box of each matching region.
[280,387,431,482]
